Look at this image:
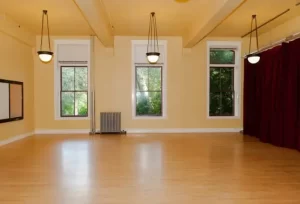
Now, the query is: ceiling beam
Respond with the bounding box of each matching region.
[73,0,114,47]
[0,13,35,47]
[183,0,246,48]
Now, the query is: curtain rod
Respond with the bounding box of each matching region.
[244,31,300,57]
[241,9,290,38]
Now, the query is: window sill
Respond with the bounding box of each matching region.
[133,116,168,120]
[207,116,240,120]
[55,117,90,121]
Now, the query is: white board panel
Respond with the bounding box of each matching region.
[58,44,89,62]
[0,82,9,120]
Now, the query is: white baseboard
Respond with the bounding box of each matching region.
[0,132,34,147]
[35,129,90,135]
[125,128,243,134]
[34,128,243,135]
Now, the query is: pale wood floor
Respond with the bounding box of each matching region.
[1,133,300,204]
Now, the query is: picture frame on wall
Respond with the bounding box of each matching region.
[0,79,23,124]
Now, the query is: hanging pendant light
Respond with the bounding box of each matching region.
[146,12,160,64]
[247,15,260,64]
[37,10,53,63]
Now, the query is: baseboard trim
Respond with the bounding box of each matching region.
[35,128,242,134]
[35,129,90,135]
[0,132,34,147]
[125,128,243,134]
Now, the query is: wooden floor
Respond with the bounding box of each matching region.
[1,133,300,204]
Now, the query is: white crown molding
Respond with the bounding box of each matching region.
[0,132,34,147]
[35,129,90,135]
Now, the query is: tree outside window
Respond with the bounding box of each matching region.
[135,66,162,116]
[209,49,235,116]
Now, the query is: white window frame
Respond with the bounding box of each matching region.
[54,40,91,120]
[131,40,167,120]
[207,41,241,119]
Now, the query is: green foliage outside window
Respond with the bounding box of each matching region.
[61,67,88,117]
[136,67,162,116]
[209,49,235,116]
[210,49,235,64]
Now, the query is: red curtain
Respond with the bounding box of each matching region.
[244,38,300,150]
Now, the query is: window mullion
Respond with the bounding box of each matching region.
[73,67,76,116]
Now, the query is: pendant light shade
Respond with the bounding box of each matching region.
[247,15,260,64]
[247,54,260,64]
[147,12,160,64]
[37,51,53,62]
[37,10,53,63]
[146,52,160,64]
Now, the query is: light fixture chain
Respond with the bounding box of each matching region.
[40,11,45,51]
[249,16,254,54]
[46,12,51,51]
[154,13,159,53]
[147,13,151,53]
[146,12,160,64]
[255,16,259,52]
[150,14,153,52]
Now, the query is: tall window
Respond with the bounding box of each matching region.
[208,41,241,118]
[132,40,167,119]
[54,40,90,120]
[61,66,88,117]
[136,66,162,116]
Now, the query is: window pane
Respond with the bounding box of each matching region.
[210,68,220,92]
[136,68,148,91]
[210,49,235,64]
[136,92,162,116]
[220,68,234,91]
[62,67,74,91]
[62,92,74,116]
[209,92,221,116]
[75,92,88,116]
[149,92,162,115]
[75,67,88,91]
[148,68,161,91]
[222,92,234,116]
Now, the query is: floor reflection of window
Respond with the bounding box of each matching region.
[136,143,163,181]
[60,141,90,188]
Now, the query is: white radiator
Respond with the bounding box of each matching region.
[100,112,121,133]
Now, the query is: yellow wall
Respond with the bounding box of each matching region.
[35,36,243,130]
[0,32,34,141]
[34,36,91,130]
[259,16,300,48]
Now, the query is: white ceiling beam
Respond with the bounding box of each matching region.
[183,0,246,48]
[0,13,35,47]
[73,0,114,47]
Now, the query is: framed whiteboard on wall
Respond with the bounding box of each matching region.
[0,79,23,124]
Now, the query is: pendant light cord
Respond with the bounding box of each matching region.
[249,15,259,54]
[46,12,52,51]
[147,12,159,53]
[154,13,159,53]
[255,16,259,52]
[40,11,45,51]
[147,13,152,53]
[39,10,52,52]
